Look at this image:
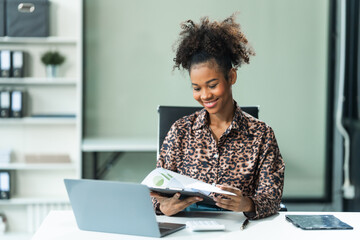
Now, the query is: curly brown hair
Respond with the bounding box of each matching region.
[173,13,255,79]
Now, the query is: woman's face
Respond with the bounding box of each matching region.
[190,61,236,116]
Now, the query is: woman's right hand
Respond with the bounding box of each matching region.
[150,192,203,216]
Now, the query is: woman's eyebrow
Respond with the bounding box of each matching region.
[192,78,218,86]
[206,78,218,84]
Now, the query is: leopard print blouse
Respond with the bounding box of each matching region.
[154,102,285,220]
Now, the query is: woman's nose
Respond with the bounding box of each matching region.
[201,89,212,100]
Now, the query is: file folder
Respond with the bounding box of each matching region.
[0,90,11,117]
[11,90,24,117]
[0,0,5,36]
[0,171,11,199]
[0,50,11,77]
[12,51,25,78]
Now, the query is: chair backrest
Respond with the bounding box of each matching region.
[157,105,259,154]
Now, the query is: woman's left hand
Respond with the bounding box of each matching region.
[213,185,255,212]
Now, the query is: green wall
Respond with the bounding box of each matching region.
[84,0,329,199]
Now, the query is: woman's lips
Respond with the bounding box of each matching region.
[203,99,218,108]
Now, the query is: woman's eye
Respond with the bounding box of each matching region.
[209,84,217,89]
[193,88,200,92]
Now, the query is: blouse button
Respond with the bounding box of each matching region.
[214,154,219,159]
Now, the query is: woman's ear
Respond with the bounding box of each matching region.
[229,68,237,85]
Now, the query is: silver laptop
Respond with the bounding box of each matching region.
[64,179,185,238]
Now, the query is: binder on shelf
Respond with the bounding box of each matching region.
[0,90,11,117]
[0,171,11,199]
[12,51,25,78]
[0,0,5,37]
[0,50,12,78]
[10,90,24,118]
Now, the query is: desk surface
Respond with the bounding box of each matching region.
[82,138,157,152]
[32,210,360,240]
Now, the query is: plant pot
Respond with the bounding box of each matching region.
[46,64,58,78]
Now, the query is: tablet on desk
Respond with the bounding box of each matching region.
[286,215,353,230]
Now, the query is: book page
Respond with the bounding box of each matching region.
[141,168,235,196]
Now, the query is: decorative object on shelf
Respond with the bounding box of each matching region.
[25,154,71,163]
[41,51,65,78]
[0,149,11,163]
[0,213,7,235]
[6,0,49,37]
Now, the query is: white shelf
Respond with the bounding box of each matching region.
[82,137,157,152]
[0,232,32,240]
[0,36,77,44]
[0,162,76,170]
[0,198,69,205]
[0,197,69,205]
[0,117,76,125]
[0,78,78,85]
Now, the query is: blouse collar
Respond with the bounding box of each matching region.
[192,101,249,135]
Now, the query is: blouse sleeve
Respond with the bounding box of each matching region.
[151,121,184,214]
[245,126,285,220]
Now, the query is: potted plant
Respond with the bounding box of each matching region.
[41,51,66,78]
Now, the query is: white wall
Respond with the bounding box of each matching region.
[84,0,330,200]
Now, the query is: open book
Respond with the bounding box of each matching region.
[141,168,235,206]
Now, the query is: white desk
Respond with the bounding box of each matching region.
[32,210,360,240]
[82,138,157,179]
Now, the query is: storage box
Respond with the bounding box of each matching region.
[25,154,71,163]
[6,0,49,37]
[0,0,5,36]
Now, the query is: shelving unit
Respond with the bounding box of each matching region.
[0,0,83,239]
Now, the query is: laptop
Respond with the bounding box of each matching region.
[64,179,186,237]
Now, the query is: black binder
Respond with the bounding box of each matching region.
[0,50,12,78]
[0,0,5,37]
[0,90,11,117]
[0,171,11,199]
[11,90,24,117]
[12,51,25,78]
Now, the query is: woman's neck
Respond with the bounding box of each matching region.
[208,100,235,128]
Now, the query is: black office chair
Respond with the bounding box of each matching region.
[157,105,287,212]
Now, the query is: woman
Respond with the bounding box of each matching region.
[151,14,285,220]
